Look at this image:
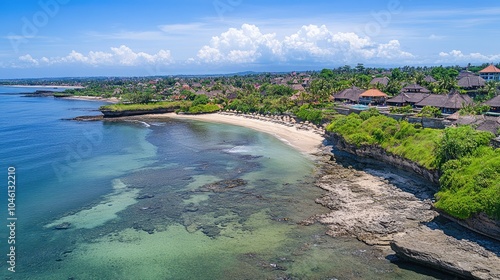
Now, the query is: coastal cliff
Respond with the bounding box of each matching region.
[326,132,440,186]
[100,108,177,118]
[319,133,500,279]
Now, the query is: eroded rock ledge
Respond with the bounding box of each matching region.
[308,148,500,279]
[391,227,500,280]
[308,151,437,246]
[327,132,440,185]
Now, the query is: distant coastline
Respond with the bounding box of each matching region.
[7,85,85,89]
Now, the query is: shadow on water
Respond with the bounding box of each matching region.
[386,255,464,280]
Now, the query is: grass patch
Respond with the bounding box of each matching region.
[326,114,441,169]
[100,101,190,112]
[326,113,499,220]
[436,146,500,219]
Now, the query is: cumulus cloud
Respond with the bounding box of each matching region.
[196,24,281,63]
[438,50,500,62]
[195,24,414,64]
[17,45,173,67]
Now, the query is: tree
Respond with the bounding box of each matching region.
[355,63,365,73]
[435,126,494,168]
[192,94,209,106]
[123,90,154,104]
[309,79,332,102]
[320,68,335,79]
[391,68,405,81]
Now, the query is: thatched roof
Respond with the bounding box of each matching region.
[458,71,476,80]
[360,89,388,97]
[387,92,429,104]
[484,95,500,107]
[334,86,364,102]
[416,91,473,109]
[424,76,436,83]
[458,76,486,88]
[369,77,390,86]
[402,84,430,93]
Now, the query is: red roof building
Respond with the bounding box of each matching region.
[359,89,388,105]
[479,64,500,81]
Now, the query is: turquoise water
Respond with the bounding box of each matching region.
[0,86,449,279]
[351,104,369,110]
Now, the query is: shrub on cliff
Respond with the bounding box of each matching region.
[434,126,494,168]
[436,146,500,219]
[327,114,441,168]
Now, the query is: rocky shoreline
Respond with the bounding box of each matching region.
[71,111,500,278]
[308,146,500,279]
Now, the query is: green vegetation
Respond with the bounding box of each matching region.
[9,65,500,222]
[389,105,413,114]
[295,105,324,124]
[327,113,499,220]
[185,104,220,114]
[100,101,189,112]
[326,113,441,169]
[434,126,494,168]
[434,127,498,219]
[459,103,491,116]
[417,106,442,118]
[436,146,500,219]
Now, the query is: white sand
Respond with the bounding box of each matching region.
[145,113,325,155]
[62,96,120,103]
[9,85,85,89]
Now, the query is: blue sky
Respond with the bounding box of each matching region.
[1,0,499,78]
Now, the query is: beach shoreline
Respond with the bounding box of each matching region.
[131,112,325,156]
[61,95,120,103]
[8,85,85,89]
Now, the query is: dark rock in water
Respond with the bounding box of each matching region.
[184,203,199,212]
[391,226,500,280]
[137,194,155,199]
[201,179,247,192]
[201,225,221,238]
[54,222,71,230]
[69,115,104,121]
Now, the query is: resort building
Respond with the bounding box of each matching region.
[457,75,486,90]
[333,86,364,103]
[386,92,429,107]
[424,75,436,83]
[414,90,473,114]
[369,77,390,87]
[401,84,430,93]
[479,64,500,81]
[358,89,388,105]
[386,84,430,107]
[484,95,500,113]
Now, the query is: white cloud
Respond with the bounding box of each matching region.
[18,54,39,66]
[196,24,281,63]
[429,34,445,40]
[195,24,414,64]
[159,23,206,33]
[438,50,500,62]
[16,45,173,67]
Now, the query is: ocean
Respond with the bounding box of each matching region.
[0,86,448,279]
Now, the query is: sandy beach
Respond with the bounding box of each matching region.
[9,85,85,89]
[140,112,325,156]
[62,95,120,103]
